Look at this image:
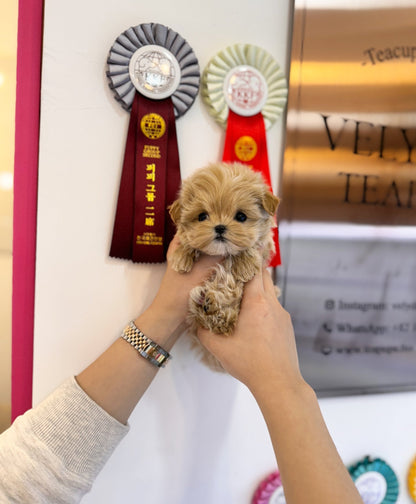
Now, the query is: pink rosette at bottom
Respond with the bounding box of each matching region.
[252,470,286,504]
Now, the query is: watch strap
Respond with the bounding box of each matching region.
[121,321,171,368]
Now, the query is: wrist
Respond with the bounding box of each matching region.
[133,305,184,351]
[250,374,314,410]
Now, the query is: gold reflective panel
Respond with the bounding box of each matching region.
[281,1,416,225]
[280,0,416,396]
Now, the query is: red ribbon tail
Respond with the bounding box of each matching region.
[109,93,139,260]
[110,94,181,263]
[133,96,180,263]
[222,109,281,267]
[269,227,281,267]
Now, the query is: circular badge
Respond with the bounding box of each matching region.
[407,457,416,502]
[202,44,288,130]
[355,472,388,504]
[223,65,268,116]
[349,457,399,504]
[140,113,166,139]
[235,135,258,161]
[252,471,286,504]
[129,45,181,100]
[107,23,200,117]
[269,486,286,504]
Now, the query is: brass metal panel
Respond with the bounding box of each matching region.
[280,0,416,396]
[281,4,416,225]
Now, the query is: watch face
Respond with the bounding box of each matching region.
[129,45,181,100]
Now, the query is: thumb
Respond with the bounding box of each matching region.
[197,326,216,350]
[240,267,265,306]
[196,326,226,356]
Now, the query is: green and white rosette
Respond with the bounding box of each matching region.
[201,43,287,268]
[349,456,399,504]
[201,43,288,130]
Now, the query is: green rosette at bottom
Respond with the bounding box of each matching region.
[348,456,399,504]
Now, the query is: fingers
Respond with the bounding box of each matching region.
[166,234,221,271]
[243,266,265,298]
[197,326,228,363]
[240,267,281,314]
[195,253,222,272]
[197,327,211,347]
[197,327,219,356]
[166,234,180,259]
[262,267,277,297]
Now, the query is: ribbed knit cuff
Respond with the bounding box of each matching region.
[28,377,129,482]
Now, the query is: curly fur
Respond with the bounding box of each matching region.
[169,162,280,370]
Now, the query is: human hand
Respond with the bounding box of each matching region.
[197,267,305,396]
[135,236,221,344]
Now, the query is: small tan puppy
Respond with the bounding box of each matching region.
[169,162,279,369]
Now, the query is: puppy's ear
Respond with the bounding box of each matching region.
[169,199,182,224]
[262,191,280,216]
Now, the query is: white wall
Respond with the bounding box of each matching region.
[33,0,416,503]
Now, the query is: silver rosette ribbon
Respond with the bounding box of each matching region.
[107,23,200,117]
[107,23,200,264]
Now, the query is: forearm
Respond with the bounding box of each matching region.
[253,381,363,504]
[76,307,183,425]
[76,243,220,425]
[0,378,128,503]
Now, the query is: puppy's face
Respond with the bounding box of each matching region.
[170,163,279,256]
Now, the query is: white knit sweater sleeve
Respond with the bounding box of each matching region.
[0,376,129,504]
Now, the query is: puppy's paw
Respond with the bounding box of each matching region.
[189,285,207,307]
[205,304,239,335]
[189,301,239,336]
[170,247,196,273]
[230,250,261,282]
[189,282,241,335]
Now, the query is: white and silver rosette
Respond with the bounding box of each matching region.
[201,44,288,130]
[107,23,200,118]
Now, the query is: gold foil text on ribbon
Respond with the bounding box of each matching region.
[136,232,163,246]
[142,145,161,158]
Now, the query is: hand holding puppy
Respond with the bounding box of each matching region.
[198,268,363,504]
[169,162,279,370]
[197,267,303,395]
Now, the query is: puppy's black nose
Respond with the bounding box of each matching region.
[214,224,226,235]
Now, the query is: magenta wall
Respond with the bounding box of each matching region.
[11,0,43,420]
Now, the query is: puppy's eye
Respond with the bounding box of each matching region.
[235,211,247,222]
[198,212,209,222]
